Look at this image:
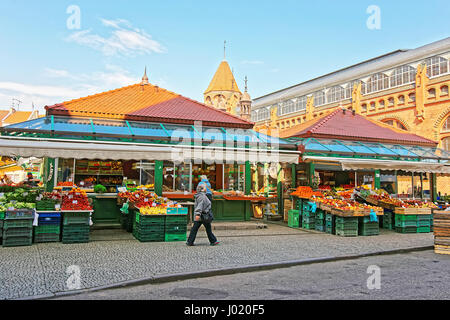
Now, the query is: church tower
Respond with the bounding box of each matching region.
[204,42,242,115]
[239,76,252,121]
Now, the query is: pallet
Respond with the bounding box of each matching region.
[394,207,432,215]
[434,245,450,255]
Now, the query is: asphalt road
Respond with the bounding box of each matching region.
[54,250,450,300]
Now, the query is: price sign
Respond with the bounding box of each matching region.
[23,192,28,196]
[0,193,3,197]
[144,198,149,202]
[69,195,73,199]
[152,203,156,207]
[136,194,139,198]
[80,181,85,186]
[73,200,78,204]
[8,207,15,211]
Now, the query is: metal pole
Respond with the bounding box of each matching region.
[354,171,357,187]
[411,172,414,200]
[54,158,59,188]
[420,172,424,199]
[189,162,192,193]
[72,158,76,183]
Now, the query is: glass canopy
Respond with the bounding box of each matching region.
[287,137,450,162]
[2,116,295,150]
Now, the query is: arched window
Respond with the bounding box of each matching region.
[326,86,345,104]
[442,137,450,151]
[379,100,385,109]
[443,116,450,132]
[398,95,405,104]
[428,88,436,98]
[363,73,390,94]
[369,102,376,111]
[313,91,325,106]
[425,56,449,77]
[390,65,416,87]
[440,85,449,96]
[408,93,415,103]
[382,119,407,131]
[388,97,395,107]
[361,103,367,112]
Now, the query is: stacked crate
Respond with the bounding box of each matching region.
[325,213,335,234]
[288,210,300,228]
[382,209,395,230]
[34,212,61,243]
[315,208,325,232]
[133,214,165,242]
[36,199,57,211]
[3,210,34,247]
[358,216,380,236]
[335,216,358,237]
[62,211,91,244]
[433,210,450,255]
[395,214,432,234]
[302,202,316,230]
[165,211,188,242]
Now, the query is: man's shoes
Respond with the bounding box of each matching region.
[210,241,220,246]
[186,243,195,246]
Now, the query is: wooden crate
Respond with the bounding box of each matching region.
[365,196,379,206]
[377,201,397,211]
[434,245,450,255]
[331,208,356,217]
[395,207,432,215]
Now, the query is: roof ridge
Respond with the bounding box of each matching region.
[309,109,341,133]
[45,83,142,109]
[177,93,253,125]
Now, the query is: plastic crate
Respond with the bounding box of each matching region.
[5,210,34,220]
[395,220,417,228]
[3,236,32,247]
[3,228,33,238]
[315,210,325,220]
[165,233,187,242]
[165,224,187,233]
[3,219,33,229]
[302,223,315,230]
[417,226,431,233]
[177,207,188,215]
[315,225,325,232]
[0,220,3,229]
[417,214,432,221]
[336,229,358,237]
[325,214,333,222]
[35,225,61,234]
[395,215,417,221]
[34,233,60,243]
[63,216,90,226]
[0,211,4,220]
[165,215,188,223]
[395,226,417,234]
[335,217,358,224]
[133,233,165,242]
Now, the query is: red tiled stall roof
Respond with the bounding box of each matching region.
[45,83,253,129]
[282,109,437,146]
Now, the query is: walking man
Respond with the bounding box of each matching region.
[186,184,219,246]
[198,175,213,202]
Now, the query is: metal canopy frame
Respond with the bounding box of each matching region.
[285,137,450,163]
[0,115,298,151]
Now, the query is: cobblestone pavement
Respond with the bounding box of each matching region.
[0,224,434,300]
[54,251,450,300]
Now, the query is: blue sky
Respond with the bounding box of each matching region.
[0,0,449,112]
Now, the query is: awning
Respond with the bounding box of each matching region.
[0,137,299,164]
[304,156,450,174]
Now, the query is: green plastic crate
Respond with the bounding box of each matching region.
[3,219,33,229]
[395,226,417,234]
[34,233,60,243]
[395,220,417,228]
[288,210,300,228]
[63,216,90,225]
[417,214,432,221]
[302,217,315,224]
[302,223,315,230]
[0,211,4,220]
[336,229,358,237]
[395,215,417,221]
[315,225,325,232]
[133,232,165,242]
[3,228,33,238]
[315,210,325,220]
[165,233,187,242]
[335,217,358,224]
[417,226,431,233]
[3,236,32,247]
[35,225,60,234]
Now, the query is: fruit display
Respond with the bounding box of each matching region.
[118,189,179,214]
[61,189,92,211]
[57,182,74,187]
[291,186,313,198]
[313,197,382,215]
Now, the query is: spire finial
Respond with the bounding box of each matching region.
[244,76,248,92]
[224,40,226,60]
[141,66,149,85]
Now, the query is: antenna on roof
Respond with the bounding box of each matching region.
[12,98,22,111]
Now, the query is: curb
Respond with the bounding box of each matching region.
[23,245,433,300]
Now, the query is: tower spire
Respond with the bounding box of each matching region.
[244,76,248,92]
[223,40,226,60]
[141,67,149,85]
